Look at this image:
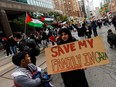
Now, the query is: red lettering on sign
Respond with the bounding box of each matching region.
[78,39,93,49]
[63,44,70,53]
[78,40,87,49]
[51,47,57,57]
[87,39,93,48]
[51,59,64,72]
[51,43,76,57]
[70,43,76,51]
[58,46,65,56]
[83,52,95,66]
[51,55,82,73]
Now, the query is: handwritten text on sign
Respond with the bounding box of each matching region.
[45,36,110,74]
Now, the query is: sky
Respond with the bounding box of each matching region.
[78,0,102,10]
[91,0,101,9]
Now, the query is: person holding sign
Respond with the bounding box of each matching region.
[57,28,89,87]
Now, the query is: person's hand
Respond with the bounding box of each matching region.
[32,71,41,79]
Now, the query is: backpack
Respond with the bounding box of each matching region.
[19,38,40,56]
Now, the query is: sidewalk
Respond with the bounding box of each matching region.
[0,49,7,58]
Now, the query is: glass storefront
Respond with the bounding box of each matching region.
[27,0,54,9]
[10,0,54,9]
[11,0,27,3]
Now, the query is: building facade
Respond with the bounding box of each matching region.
[53,0,81,17]
[93,7,101,18]
[84,0,90,18]
[78,0,86,17]
[27,0,54,9]
[109,0,116,15]
[0,0,54,37]
[53,0,64,14]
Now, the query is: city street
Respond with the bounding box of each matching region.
[0,25,116,87]
[51,25,116,87]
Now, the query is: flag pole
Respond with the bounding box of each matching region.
[24,12,27,35]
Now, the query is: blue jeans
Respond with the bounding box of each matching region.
[10,46,17,55]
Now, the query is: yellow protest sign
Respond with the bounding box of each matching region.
[45,36,110,74]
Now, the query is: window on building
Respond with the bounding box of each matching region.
[28,0,34,5]
[12,0,27,3]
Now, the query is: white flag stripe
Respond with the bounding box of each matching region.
[45,18,54,21]
[32,19,43,24]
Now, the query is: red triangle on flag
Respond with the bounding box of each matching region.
[25,13,32,24]
[41,16,45,22]
[49,36,56,42]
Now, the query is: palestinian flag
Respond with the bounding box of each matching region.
[44,23,53,29]
[46,25,53,29]
[44,18,54,22]
[26,13,44,27]
[41,16,54,23]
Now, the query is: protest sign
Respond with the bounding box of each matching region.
[45,36,110,74]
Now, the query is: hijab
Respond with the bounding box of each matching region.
[57,28,76,45]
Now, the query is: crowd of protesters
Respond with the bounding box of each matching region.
[1,15,116,57]
[0,14,115,87]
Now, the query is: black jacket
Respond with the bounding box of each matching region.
[77,26,86,37]
[18,38,40,65]
[56,28,89,87]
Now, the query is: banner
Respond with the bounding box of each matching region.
[45,36,110,74]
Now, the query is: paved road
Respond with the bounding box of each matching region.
[0,25,116,87]
[85,25,116,87]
